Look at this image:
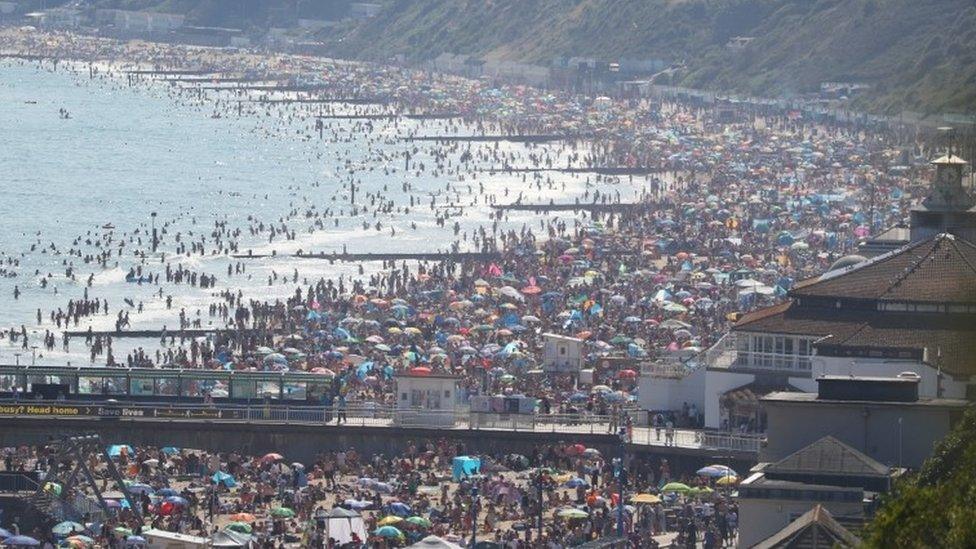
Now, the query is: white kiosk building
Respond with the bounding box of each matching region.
[394,372,459,428]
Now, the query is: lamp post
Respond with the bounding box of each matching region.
[535,471,544,542]
[470,485,479,547]
[31,346,38,366]
[613,457,627,537]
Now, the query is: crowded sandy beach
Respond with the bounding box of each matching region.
[0,24,946,549]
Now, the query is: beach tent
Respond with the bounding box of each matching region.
[107,445,134,458]
[212,471,237,488]
[320,507,366,545]
[452,456,481,481]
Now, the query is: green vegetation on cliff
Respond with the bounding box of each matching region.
[862,405,976,547]
[73,0,976,115]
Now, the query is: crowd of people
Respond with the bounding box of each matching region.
[0,25,952,548]
[1,438,740,548]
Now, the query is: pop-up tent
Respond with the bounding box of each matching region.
[452,456,480,481]
[320,507,367,545]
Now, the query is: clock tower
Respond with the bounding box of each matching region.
[910,153,976,242]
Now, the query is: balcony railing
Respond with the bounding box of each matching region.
[733,351,812,372]
[0,399,761,455]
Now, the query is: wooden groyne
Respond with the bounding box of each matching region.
[491,202,645,213]
[230,251,501,261]
[403,134,579,144]
[316,113,462,120]
[235,97,390,105]
[125,68,216,76]
[479,166,661,175]
[64,328,276,339]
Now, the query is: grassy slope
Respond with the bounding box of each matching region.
[81,0,976,115]
[324,0,976,115]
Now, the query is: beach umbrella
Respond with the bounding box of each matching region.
[270,507,295,519]
[225,522,252,534]
[407,535,463,548]
[261,452,284,463]
[630,493,661,504]
[609,335,632,346]
[51,522,85,536]
[716,475,739,486]
[373,526,403,539]
[0,529,11,540]
[661,482,692,493]
[563,477,588,488]
[112,527,133,537]
[156,488,178,497]
[556,508,588,519]
[163,496,189,507]
[582,448,601,457]
[228,513,256,523]
[126,483,153,495]
[65,536,93,548]
[378,516,403,526]
[2,536,40,546]
[388,501,412,516]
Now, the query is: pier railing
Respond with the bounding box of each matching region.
[0,400,762,454]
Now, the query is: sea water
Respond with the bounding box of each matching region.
[0,60,650,366]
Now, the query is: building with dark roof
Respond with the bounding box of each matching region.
[733,232,976,405]
[750,504,861,549]
[738,430,900,547]
[638,151,974,430]
[637,230,976,431]
[761,374,966,469]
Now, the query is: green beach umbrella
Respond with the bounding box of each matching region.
[225,522,253,534]
[270,506,295,519]
[661,482,692,493]
[405,516,432,528]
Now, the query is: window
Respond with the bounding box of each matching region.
[444,390,451,398]
[559,345,567,356]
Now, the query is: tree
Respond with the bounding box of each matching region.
[862,406,976,548]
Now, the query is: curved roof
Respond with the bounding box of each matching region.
[792,233,976,304]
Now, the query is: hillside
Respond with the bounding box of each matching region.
[322,0,976,115]
[64,0,976,115]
